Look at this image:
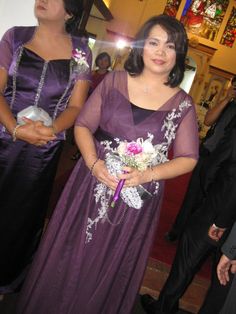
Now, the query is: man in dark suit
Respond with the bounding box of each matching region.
[165,76,236,243]
[141,97,236,314]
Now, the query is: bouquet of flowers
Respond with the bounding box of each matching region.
[71,48,89,74]
[104,133,163,208]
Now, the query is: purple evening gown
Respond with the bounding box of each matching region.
[0,26,91,293]
[17,71,199,314]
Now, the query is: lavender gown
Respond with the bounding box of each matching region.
[0,26,91,293]
[17,71,199,314]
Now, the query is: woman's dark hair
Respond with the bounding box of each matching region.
[95,52,111,68]
[124,14,188,87]
[63,0,84,34]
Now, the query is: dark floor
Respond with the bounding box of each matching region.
[0,293,192,314]
[0,293,147,314]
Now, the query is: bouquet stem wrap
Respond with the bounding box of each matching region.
[110,179,125,208]
[105,154,152,209]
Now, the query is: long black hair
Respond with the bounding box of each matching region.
[124,14,188,87]
[64,0,84,34]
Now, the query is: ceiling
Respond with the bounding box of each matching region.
[92,0,113,21]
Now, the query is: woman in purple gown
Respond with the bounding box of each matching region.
[17,15,199,314]
[0,0,91,295]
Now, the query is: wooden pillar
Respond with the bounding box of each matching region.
[79,0,95,30]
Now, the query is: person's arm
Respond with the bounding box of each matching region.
[221,222,236,261]
[74,72,118,191]
[75,126,118,191]
[217,222,236,285]
[50,79,90,134]
[119,156,197,188]
[217,255,236,285]
[16,79,90,144]
[0,28,23,136]
[28,45,92,139]
[47,44,92,135]
[75,121,197,190]
[201,124,236,242]
[0,68,55,145]
[0,68,16,134]
[0,68,90,144]
[204,86,236,126]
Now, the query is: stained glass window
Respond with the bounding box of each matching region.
[163,0,182,17]
[220,6,236,48]
[181,0,230,41]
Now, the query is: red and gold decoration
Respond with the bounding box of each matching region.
[163,0,182,17]
[220,6,236,48]
[180,0,229,41]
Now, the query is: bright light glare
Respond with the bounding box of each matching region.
[116,39,127,49]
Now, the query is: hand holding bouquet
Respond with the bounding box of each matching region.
[109,134,158,207]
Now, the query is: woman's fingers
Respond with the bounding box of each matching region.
[16,122,56,144]
[21,117,35,124]
[119,168,145,187]
[92,162,117,190]
[217,255,231,285]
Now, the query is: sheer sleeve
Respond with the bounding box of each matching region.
[0,27,14,71]
[75,71,113,132]
[172,97,199,160]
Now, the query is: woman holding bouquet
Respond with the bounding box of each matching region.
[0,0,91,296]
[17,14,199,314]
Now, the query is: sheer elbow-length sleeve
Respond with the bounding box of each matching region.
[75,71,111,132]
[0,27,14,71]
[172,99,199,160]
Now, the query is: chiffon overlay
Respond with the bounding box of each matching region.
[0,26,91,293]
[17,71,199,314]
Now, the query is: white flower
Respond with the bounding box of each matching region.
[117,142,127,155]
[142,141,155,154]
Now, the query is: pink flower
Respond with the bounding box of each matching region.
[126,142,143,155]
[71,48,89,72]
[72,48,84,59]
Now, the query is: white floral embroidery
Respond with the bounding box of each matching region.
[85,100,192,243]
[86,182,112,243]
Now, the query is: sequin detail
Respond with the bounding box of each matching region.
[1,46,73,136]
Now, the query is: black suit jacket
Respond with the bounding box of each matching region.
[199,116,236,229]
[222,221,236,260]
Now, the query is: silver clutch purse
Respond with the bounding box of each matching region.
[17,106,52,126]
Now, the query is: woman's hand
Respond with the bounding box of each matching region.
[34,121,56,137]
[92,159,118,190]
[119,166,152,188]
[15,118,56,146]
